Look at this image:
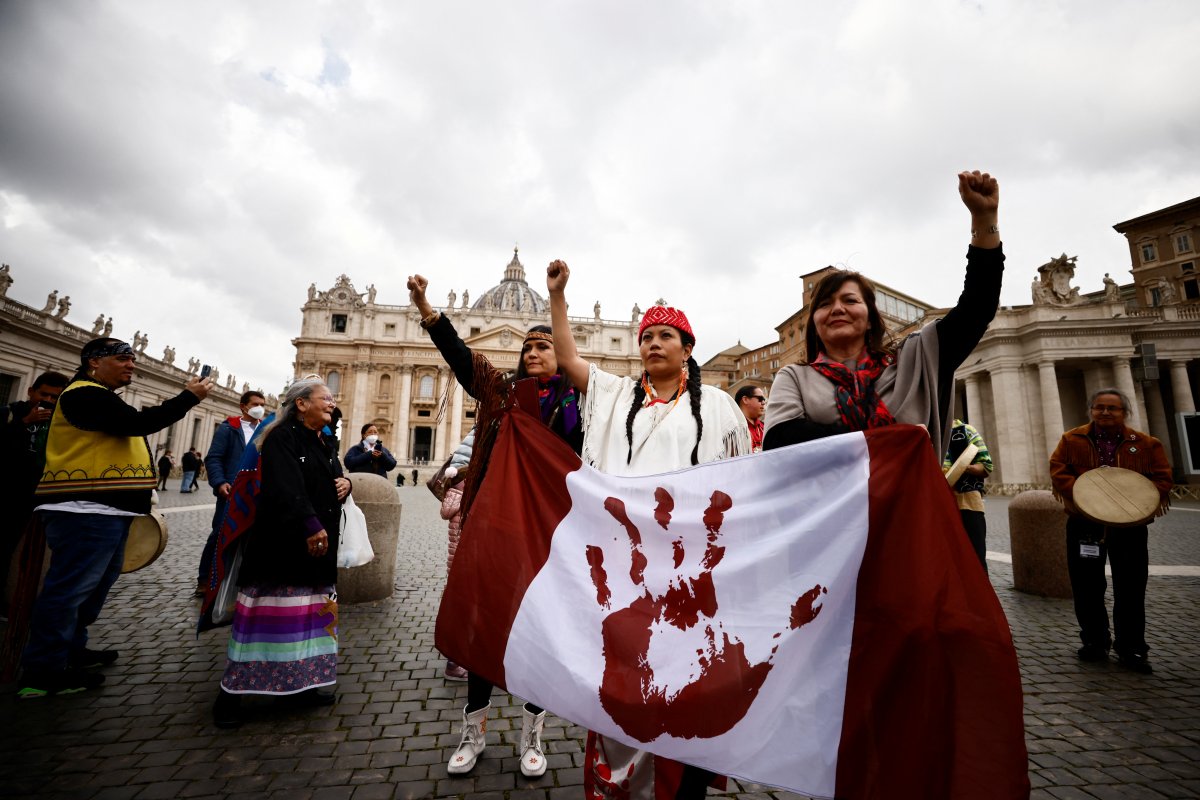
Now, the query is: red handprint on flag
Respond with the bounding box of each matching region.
[585,487,827,742]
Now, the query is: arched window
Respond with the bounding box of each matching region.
[378,373,392,398]
[418,374,435,398]
[327,370,341,395]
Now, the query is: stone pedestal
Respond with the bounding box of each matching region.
[1009,490,1072,598]
[337,473,402,604]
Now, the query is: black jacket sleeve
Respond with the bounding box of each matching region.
[426,313,502,400]
[59,385,200,437]
[763,417,848,450]
[935,245,1005,388]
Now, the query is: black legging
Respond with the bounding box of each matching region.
[465,671,542,715]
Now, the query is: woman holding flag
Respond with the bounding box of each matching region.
[764,169,1003,456]
[546,262,749,799]
[408,273,582,779]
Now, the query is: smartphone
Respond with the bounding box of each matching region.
[200,364,212,379]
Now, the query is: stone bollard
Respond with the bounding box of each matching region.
[337,472,402,603]
[1009,490,1072,598]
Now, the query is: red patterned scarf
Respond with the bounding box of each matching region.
[809,351,896,432]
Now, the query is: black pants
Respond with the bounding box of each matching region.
[1065,516,1149,656]
[465,671,542,715]
[959,509,987,572]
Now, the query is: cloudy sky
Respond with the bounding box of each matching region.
[2,0,1198,390]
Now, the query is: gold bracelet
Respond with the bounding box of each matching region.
[420,310,441,329]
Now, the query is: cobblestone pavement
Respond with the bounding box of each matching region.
[2,488,1197,799]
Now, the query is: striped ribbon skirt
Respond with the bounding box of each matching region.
[220,585,338,695]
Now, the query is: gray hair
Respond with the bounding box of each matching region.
[1088,387,1132,418]
[256,377,327,450]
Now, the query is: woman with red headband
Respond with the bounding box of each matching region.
[408,274,581,780]
[547,262,749,799]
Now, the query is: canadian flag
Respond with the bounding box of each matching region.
[436,407,1029,800]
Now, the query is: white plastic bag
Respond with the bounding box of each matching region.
[338,494,374,568]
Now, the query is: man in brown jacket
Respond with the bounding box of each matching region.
[1049,387,1173,674]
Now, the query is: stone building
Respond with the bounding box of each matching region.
[291,249,645,466]
[0,264,255,463]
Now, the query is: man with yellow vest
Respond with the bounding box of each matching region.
[17,338,212,698]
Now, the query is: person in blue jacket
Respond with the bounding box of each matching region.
[196,391,267,595]
[343,423,397,477]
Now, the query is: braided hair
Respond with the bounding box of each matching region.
[625,332,704,466]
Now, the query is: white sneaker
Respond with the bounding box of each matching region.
[447,702,489,774]
[518,705,547,777]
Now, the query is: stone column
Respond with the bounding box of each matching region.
[396,367,413,462]
[1111,356,1143,426]
[350,364,370,442]
[1171,360,1196,414]
[963,374,984,426]
[1143,379,1171,445]
[433,367,449,461]
[449,382,464,451]
[991,365,1035,485]
[1037,361,1065,465]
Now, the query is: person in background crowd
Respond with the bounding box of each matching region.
[180,448,199,493]
[344,423,398,477]
[18,338,210,698]
[943,418,993,570]
[190,449,203,491]
[212,378,351,727]
[1049,388,1172,674]
[734,385,768,453]
[411,467,418,485]
[156,450,174,490]
[0,371,70,617]
[196,391,268,597]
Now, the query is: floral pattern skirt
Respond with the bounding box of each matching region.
[220,585,337,695]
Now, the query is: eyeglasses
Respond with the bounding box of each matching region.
[1091,405,1124,413]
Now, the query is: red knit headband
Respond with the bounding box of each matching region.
[638,305,695,342]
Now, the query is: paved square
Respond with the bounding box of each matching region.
[2,488,1197,799]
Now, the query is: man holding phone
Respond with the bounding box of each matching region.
[344,423,397,477]
[17,338,212,697]
[0,371,70,617]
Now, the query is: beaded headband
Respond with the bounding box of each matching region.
[637,305,695,342]
[523,331,554,345]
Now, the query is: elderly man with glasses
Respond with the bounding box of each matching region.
[734,386,768,453]
[1049,388,1173,674]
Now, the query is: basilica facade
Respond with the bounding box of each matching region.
[291,250,644,467]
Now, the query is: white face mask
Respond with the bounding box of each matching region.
[364,435,379,445]
[246,405,266,420]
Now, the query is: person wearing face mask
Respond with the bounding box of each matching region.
[196,391,268,597]
[343,424,397,477]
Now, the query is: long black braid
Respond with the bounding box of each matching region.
[685,355,703,465]
[625,334,704,465]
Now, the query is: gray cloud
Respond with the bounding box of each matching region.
[2,0,1198,386]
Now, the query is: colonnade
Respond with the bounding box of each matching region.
[961,356,1196,486]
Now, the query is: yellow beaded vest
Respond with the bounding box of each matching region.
[35,379,158,496]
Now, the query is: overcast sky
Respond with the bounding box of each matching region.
[2,1,1198,391]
